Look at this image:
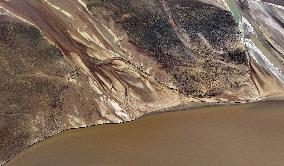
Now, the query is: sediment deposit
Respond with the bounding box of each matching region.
[0,0,283,163]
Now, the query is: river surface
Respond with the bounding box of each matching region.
[6,100,284,166]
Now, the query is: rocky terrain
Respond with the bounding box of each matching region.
[0,0,283,164]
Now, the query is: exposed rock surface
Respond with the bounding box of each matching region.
[0,0,283,164]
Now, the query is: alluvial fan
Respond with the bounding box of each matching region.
[0,0,283,164]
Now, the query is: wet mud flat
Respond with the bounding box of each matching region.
[5,99,284,166]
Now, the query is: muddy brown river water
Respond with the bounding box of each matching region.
[5,100,284,166]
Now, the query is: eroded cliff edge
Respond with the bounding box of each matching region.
[0,0,283,164]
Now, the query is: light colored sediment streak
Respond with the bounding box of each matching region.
[244,39,284,82]
[43,0,72,18]
[78,0,87,8]
[100,96,131,121]
[255,0,284,9]
[240,17,256,35]
[67,115,87,128]
[229,0,284,88]
[200,0,229,10]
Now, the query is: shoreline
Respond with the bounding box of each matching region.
[6,98,284,166]
[4,95,284,165]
